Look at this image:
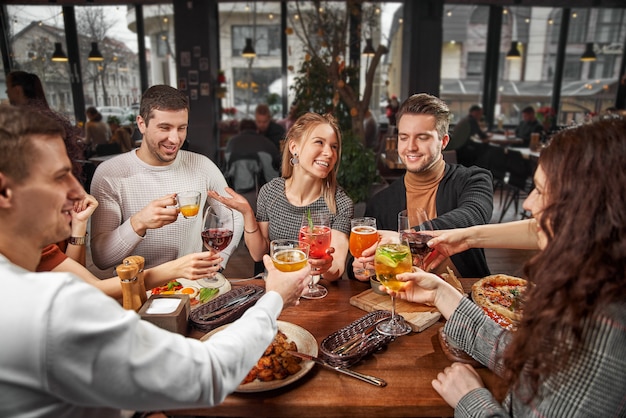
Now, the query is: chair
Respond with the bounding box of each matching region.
[483,145,508,202]
[224,153,262,194]
[498,149,533,223]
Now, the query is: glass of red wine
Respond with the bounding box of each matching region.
[200,202,234,285]
[398,209,434,270]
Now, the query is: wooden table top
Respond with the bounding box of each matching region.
[169,278,503,418]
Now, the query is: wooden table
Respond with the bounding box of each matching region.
[168,278,504,417]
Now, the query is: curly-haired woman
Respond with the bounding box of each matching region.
[388,118,626,416]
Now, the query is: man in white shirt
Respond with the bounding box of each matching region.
[90,85,244,273]
[0,104,309,417]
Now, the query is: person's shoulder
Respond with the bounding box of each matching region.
[335,187,354,208]
[445,163,491,178]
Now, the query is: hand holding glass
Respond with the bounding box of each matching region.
[349,217,378,277]
[398,208,434,269]
[374,242,413,336]
[200,202,234,285]
[176,191,201,218]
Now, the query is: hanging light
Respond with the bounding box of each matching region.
[88,42,104,61]
[51,42,68,62]
[241,38,256,58]
[506,41,521,59]
[580,42,597,62]
[362,38,376,57]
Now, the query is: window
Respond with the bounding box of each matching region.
[467,52,486,77]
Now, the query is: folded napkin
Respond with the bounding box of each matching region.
[145,298,182,314]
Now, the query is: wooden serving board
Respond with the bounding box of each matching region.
[350,289,441,332]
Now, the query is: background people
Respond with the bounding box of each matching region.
[512,106,544,147]
[393,118,626,416]
[352,93,493,280]
[449,104,491,166]
[255,103,286,151]
[210,112,353,281]
[90,85,243,275]
[0,103,310,417]
[84,106,111,154]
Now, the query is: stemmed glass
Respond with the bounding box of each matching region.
[298,212,331,299]
[374,239,413,336]
[349,217,378,277]
[398,209,435,270]
[199,202,234,286]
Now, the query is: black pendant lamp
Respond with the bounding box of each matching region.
[88,42,104,61]
[242,38,256,58]
[362,38,376,57]
[580,43,597,62]
[51,42,68,62]
[506,41,521,59]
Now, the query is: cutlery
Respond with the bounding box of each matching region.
[199,288,256,321]
[287,351,387,387]
[331,317,387,355]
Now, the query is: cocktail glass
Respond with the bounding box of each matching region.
[349,217,378,277]
[374,242,413,336]
[299,212,331,299]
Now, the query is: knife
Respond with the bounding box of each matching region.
[287,351,387,387]
[199,288,256,321]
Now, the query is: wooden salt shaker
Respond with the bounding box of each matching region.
[123,255,147,304]
[117,263,142,311]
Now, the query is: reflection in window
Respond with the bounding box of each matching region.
[232,25,281,56]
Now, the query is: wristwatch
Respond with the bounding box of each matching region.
[69,234,88,246]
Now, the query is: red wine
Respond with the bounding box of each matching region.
[400,231,434,261]
[201,228,233,251]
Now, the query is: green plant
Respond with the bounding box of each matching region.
[107,115,120,125]
[337,130,379,203]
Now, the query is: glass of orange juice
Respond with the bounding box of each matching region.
[176,191,201,219]
[270,240,310,272]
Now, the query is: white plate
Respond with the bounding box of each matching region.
[200,320,318,393]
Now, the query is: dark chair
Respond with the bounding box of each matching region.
[498,149,534,222]
[480,145,508,204]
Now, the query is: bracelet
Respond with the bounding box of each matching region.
[244,225,259,234]
[68,233,88,246]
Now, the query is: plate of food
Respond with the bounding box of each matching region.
[201,320,318,392]
[471,274,528,331]
[149,277,231,309]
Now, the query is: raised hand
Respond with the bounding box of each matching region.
[263,254,311,307]
[171,251,223,281]
[207,187,252,216]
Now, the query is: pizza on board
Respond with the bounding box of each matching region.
[471,274,528,330]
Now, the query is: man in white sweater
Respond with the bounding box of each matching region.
[90,85,243,273]
[0,105,309,417]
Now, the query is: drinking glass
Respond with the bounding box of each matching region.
[349,217,378,277]
[199,202,234,285]
[270,240,310,272]
[398,209,434,270]
[299,212,331,299]
[374,241,413,336]
[176,191,201,219]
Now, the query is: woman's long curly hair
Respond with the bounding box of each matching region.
[502,118,626,399]
[280,112,342,213]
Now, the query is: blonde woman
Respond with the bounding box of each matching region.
[209,112,354,281]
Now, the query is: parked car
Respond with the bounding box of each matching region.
[98,106,128,124]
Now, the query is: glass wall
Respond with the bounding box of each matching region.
[4,5,74,120]
[74,5,142,124]
[440,5,490,123]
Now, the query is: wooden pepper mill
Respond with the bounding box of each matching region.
[117,262,142,311]
[123,255,147,305]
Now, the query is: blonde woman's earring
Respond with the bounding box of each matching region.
[290,153,299,166]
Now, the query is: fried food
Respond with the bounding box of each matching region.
[241,330,302,384]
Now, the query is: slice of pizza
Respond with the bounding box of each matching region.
[471,274,527,330]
